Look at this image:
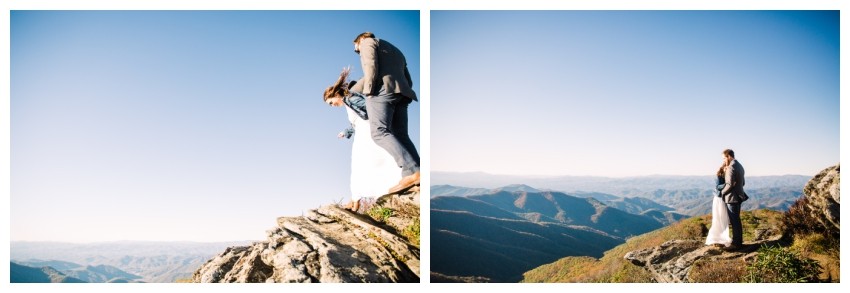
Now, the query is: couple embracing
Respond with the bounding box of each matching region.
[323,32,420,212]
[705,149,749,251]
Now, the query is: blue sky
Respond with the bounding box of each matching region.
[10,10,420,242]
[432,10,839,177]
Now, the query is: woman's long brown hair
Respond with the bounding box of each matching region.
[323,67,351,101]
[716,163,726,177]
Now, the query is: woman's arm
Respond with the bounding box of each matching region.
[339,107,358,139]
[715,176,725,191]
[339,126,354,139]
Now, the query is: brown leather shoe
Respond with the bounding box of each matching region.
[351,199,360,212]
[341,199,361,213]
[389,172,420,194]
[722,244,742,252]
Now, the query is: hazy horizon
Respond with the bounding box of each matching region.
[430,169,823,178]
[9,239,253,244]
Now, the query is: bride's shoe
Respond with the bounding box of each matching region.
[341,201,353,211]
[341,200,360,212]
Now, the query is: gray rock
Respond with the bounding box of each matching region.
[624,238,776,283]
[803,164,840,230]
[192,193,420,283]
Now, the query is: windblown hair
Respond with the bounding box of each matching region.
[723,149,735,158]
[717,163,726,177]
[353,32,376,44]
[323,67,351,101]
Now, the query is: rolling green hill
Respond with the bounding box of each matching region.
[431,190,676,282]
[10,262,86,283]
[431,209,620,282]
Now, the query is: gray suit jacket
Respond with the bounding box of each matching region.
[356,37,417,101]
[721,159,749,204]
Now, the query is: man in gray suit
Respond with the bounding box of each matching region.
[353,32,420,193]
[720,149,749,251]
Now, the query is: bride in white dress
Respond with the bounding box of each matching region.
[705,163,732,246]
[323,67,401,212]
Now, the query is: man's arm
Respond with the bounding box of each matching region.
[404,65,413,88]
[716,181,725,191]
[721,164,735,196]
[350,79,364,94]
[359,38,379,96]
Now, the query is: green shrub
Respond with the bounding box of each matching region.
[402,218,420,247]
[746,244,821,283]
[368,206,394,223]
[782,197,839,242]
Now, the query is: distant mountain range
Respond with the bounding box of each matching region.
[620,187,802,216]
[432,172,811,193]
[432,172,808,216]
[10,241,251,282]
[433,185,686,224]
[431,189,685,281]
[431,184,548,198]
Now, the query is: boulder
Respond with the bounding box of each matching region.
[192,193,419,283]
[802,164,839,231]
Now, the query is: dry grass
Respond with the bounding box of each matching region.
[520,257,598,283]
[782,196,840,282]
[689,258,747,283]
[791,233,840,282]
[522,210,786,283]
[523,216,710,282]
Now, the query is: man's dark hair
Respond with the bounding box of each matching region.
[723,149,735,158]
[353,32,376,43]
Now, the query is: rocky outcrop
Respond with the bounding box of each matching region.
[802,164,839,230]
[192,193,420,283]
[624,165,841,283]
[623,236,779,283]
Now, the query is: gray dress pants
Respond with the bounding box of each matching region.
[725,203,743,246]
[365,92,420,177]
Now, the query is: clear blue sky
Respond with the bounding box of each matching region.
[432,10,838,177]
[11,10,420,242]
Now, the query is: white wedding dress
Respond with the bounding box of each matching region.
[705,194,732,246]
[346,107,402,201]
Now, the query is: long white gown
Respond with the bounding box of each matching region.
[705,195,732,246]
[346,107,402,201]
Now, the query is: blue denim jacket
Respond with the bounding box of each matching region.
[345,93,368,120]
[714,175,725,197]
[340,93,368,139]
